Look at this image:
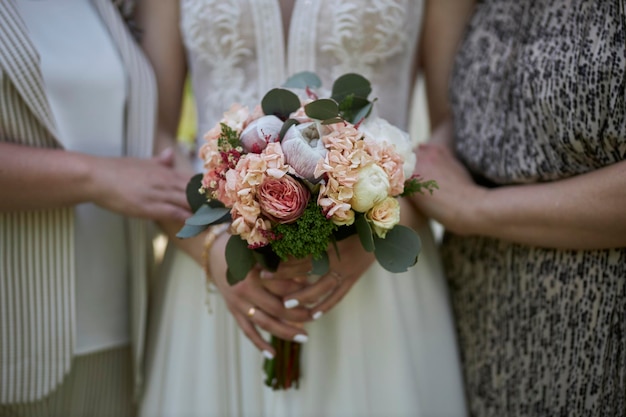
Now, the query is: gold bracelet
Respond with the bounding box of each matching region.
[202,222,230,289]
[201,223,230,313]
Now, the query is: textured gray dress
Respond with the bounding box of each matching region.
[444,1,626,416]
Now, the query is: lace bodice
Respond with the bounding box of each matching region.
[180,0,423,147]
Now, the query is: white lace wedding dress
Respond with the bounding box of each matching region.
[140,1,467,416]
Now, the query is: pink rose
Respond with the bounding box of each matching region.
[257,175,310,224]
[239,115,283,153]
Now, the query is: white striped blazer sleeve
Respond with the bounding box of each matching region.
[0,0,157,403]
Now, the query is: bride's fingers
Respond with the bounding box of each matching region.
[232,312,274,356]
[233,273,312,323]
[280,271,341,309]
[260,258,312,280]
[306,274,353,319]
[261,279,307,297]
[244,306,309,344]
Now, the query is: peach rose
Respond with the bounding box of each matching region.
[331,207,355,226]
[365,197,400,238]
[257,175,310,224]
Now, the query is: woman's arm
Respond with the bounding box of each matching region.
[0,142,190,222]
[135,0,189,161]
[413,120,626,250]
[415,0,626,250]
[135,0,205,261]
[420,0,476,129]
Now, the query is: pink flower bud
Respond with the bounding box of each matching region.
[240,115,283,153]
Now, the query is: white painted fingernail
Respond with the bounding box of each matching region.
[284,299,299,309]
[312,311,323,320]
[293,334,308,344]
[262,350,274,360]
[260,270,274,280]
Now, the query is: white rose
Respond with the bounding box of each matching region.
[350,163,390,212]
[281,122,328,182]
[366,197,401,238]
[358,117,416,179]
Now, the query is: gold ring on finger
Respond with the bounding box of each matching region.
[329,270,343,285]
[247,306,256,317]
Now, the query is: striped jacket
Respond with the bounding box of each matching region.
[0,0,156,403]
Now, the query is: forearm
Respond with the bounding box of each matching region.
[415,121,626,250]
[157,218,206,265]
[153,129,204,260]
[0,142,96,210]
[421,0,475,127]
[472,160,626,249]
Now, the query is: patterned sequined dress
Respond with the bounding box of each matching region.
[445,1,626,416]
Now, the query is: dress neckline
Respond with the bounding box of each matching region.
[278,0,295,50]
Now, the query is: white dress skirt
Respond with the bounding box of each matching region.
[140,1,467,416]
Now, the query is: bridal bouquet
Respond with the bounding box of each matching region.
[178,72,436,390]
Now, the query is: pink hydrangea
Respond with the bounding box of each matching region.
[364,137,405,196]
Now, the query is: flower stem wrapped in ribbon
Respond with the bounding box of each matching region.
[177,72,438,390]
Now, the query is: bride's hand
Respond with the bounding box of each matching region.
[265,233,376,319]
[267,198,424,318]
[206,232,313,356]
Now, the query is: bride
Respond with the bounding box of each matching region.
[136,0,469,416]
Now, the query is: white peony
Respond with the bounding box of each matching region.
[358,117,416,179]
[281,122,328,182]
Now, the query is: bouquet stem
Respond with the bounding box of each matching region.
[263,336,301,390]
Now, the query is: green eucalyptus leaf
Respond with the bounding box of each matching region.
[261,88,301,120]
[338,95,369,112]
[207,199,226,209]
[311,252,330,276]
[321,117,345,125]
[355,214,375,252]
[176,223,209,239]
[225,235,256,285]
[226,269,241,286]
[333,223,357,241]
[186,173,206,213]
[279,118,300,139]
[331,73,372,103]
[282,71,322,89]
[305,99,339,121]
[214,212,232,225]
[349,101,374,125]
[373,225,421,273]
[338,96,374,125]
[185,204,230,226]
